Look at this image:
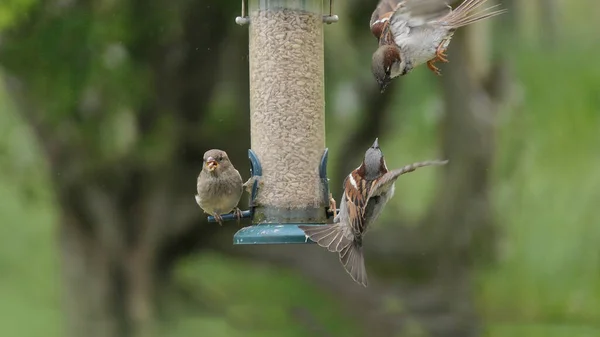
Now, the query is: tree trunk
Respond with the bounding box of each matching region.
[537,0,559,48]
[59,212,125,337]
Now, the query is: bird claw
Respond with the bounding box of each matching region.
[435,45,449,63]
[213,213,224,226]
[427,60,442,76]
[427,42,449,76]
[328,193,338,218]
[233,207,243,225]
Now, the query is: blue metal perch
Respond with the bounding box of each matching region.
[231,149,333,244]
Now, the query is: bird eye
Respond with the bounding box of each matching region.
[218,156,223,161]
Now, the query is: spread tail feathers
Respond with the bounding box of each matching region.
[299,224,352,253]
[441,0,507,28]
[300,224,368,287]
[340,242,368,287]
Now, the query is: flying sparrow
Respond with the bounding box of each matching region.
[299,138,448,287]
[195,149,244,225]
[370,0,507,91]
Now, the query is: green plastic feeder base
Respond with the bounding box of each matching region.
[233,223,321,244]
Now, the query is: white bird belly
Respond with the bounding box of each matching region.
[404,30,454,68]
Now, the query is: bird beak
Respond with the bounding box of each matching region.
[206,157,218,171]
[379,78,390,93]
[372,138,379,149]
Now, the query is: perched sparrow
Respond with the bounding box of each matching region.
[195,149,243,225]
[370,0,506,91]
[300,138,448,286]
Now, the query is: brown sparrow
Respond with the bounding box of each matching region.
[370,0,507,91]
[195,149,243,225]
[299,138,448,286]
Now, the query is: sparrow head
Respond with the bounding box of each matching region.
[372,45,403,93]
[202,149,232,174]
[361,138,388,180]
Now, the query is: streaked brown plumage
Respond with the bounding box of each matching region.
[300,139,448,286]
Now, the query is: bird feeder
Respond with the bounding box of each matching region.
[207,0,339,244]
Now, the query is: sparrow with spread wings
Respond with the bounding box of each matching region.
[370,0,507,92]
[299,139,448,287]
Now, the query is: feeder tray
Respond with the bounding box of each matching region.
[234,225,315,244]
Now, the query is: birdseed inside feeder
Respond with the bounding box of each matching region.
[214,0,338,244]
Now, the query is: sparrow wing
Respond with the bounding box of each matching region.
[368,160,449,198]
[431,0,507,29]
[370,0,404,39]
[342,171,377,236]
[388,0,452,47]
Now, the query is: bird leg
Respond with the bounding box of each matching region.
[233,207,243,225]
[213,213,224,226]
[427,60,442,76]
[328,193,338,218]
[435,42,449,63]
[426,41,449,76]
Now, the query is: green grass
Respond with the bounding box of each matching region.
[165,253,359,337]
[0,82,62,336]
[486,323,600,337]
[0,184,62,337]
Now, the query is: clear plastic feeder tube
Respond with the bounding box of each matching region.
[248,0,327,223]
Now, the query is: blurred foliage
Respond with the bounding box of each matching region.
[1,0,600,337]
[0,0,166,169]
[0,0,35,31]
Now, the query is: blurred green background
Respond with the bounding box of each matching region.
[1,0,599,337]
